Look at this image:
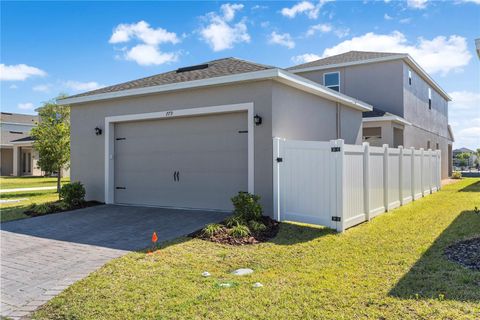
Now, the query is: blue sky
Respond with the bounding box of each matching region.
[1,0,479,148]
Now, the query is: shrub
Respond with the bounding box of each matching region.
[249,220,266,233]
[225,215,246,228]
[54,201,71,211]
[229,225,251,238]
[25,203,37,212]
[60,182,86,207]
[231,192,263,222]
[451,171,462,179]
[34,203,52,215]
[202,223,222,237]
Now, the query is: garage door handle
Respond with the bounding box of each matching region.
[177,171,180,181]
[173,171,177,181]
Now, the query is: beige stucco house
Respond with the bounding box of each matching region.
[0,112,42,176]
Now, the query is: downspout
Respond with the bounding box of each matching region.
[336,102,341,139]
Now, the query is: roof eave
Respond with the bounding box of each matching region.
[58,68,373,112]
[362,115,412,126]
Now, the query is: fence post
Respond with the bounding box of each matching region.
[273,137,281,222]
[411,147,415,201]
[334,139,345,232]
[437,150,442,190]
[428,149,433,194]
[363,142,370,220]
[420,148,425,197]
[383,144,389,212]
[399,146,404,205]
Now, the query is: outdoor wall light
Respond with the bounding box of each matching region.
[254,114,262,126]
[95,127,103,135]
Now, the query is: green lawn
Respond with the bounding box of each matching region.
[0,176,69,189]
[34,179,480,319]
[0,189,60,222]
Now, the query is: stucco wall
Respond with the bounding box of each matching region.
[71,81,275,213]
[271,82,362,144]
[295,60,405,117]
[0,148,13,176]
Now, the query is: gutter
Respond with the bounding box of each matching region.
[58,69,372,112]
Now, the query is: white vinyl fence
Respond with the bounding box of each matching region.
[273,138,441,232]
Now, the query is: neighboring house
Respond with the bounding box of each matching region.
[287,51,454,178]
[453,147,478,168]
[0,112,42,176]
[59,58,372,213]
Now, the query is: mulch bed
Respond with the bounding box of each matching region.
[25,201,103,217]
[190,216,279,245]
[444,237,480,271]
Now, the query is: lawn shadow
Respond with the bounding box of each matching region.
[459,180,480,192]
[389,210,480,302]
[269,221,336,246]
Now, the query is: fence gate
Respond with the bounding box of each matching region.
[273,138,341,230]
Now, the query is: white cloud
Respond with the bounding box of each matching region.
[65,80,103,91]
[281,0,330,19]
[306,23,332,36]
[321,31,472,75]
[200,4,250,51]
[334,27,350,38]
[18,102,34,110]
[33,84,52,93]
[268,32,295,49]
[109,21,179,45]
[0,64,47,81]
[407,0,428,9]
[9,84,18,89]
[291,53,321,64]
[449,91,480,149]
[399,18,412,24]
[109,21,180,66]
[459,0,480,4]
[252,5,268,10]
[125,44,179,66]
[384,13,393,20]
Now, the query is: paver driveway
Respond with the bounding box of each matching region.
[0,205,229,319]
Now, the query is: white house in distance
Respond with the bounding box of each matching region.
[0,112,42,176]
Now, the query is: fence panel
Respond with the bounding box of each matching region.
[274,139,441,232]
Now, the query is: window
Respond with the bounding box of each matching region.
[408,70,412,85]
[436,143,439,150]
[428,88,432,110]
[362,127,382,147]
[427,141,431,150]
[324,72,340,92]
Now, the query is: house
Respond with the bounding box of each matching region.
[0,112,42,176]
[287,51,454,178]
[59,58,372,213]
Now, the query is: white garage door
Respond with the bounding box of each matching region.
[114,112,248,211]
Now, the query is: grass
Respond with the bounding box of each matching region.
[0,189,59,222]
[0,176,70,189]
[34,179,480,319]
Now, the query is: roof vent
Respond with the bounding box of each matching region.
[176,64,209,73]
[1,112,13,115]
[9,131,23,134]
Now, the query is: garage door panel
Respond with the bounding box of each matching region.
[114,112,248,211]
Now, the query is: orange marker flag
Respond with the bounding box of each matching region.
[152,231,158,243]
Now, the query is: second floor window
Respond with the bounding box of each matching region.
[408,70,412,85]
[324,72,340,92]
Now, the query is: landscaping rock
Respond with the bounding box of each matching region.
[444,237,480,271]
[201,271,211,277]
[252,282,263,288]
[232,268,253,276]
[218,283,232,288]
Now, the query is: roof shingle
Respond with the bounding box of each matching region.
[287,51,404,70]
[0,112,38,124]
[66,58,275,99]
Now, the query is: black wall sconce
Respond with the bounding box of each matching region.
[95,127,103,135]
[254,114,262,126]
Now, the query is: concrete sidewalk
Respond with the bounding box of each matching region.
[0,186,57,193]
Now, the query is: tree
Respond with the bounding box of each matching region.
[31,96,70,195]
[455,152,471,168]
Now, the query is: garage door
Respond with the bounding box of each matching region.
[114,112,248,211]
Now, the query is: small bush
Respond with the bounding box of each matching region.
[231,192,263,222]
[451,171,462,179]
[225,215,246,228]
[202,223,222,237]
[249,220,266,233]
[54,201,71,211]
[25,203,37,212]
[34,203,52,215]
[229,225,251,238]
[60,182,86,207]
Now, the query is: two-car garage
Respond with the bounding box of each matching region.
[110,108,251,211]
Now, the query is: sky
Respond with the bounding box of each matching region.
[1,0,479,149]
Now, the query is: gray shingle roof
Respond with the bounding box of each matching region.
[66,58,275,99]
[1,131,32,145]
[362,107,387,118]
[11,136,35,143]
[0,112,38,124]
[287,51,404,70]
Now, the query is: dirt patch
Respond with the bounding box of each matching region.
[441,178,461,186]
[190,216,279,245]
[444,237,480,271]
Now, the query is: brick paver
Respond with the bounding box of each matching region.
[1,205,228,319]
